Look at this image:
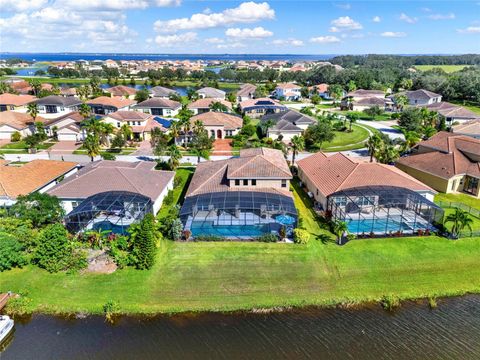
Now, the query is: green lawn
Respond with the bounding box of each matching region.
[156,168,193,220]
[322,124,370,151]
[0,141,55,154]
[450,100,480,115]
[414,65,468,73]
[435,193,480,211]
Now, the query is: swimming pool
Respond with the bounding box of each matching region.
[190,222,270,237]
[346,217,425,234]
[92,221,130,235]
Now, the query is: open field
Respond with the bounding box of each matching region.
[414,65,468,73]
[2,175,480,315]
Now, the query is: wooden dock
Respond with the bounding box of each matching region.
[0,293,11,311]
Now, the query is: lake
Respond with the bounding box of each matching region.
[2,295,480,359]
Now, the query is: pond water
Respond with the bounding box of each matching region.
[2,295,480,359]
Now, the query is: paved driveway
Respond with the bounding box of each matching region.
[48,141,82,153]
[358,120,405,141]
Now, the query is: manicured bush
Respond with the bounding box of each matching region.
[256,233,278,243]
[163,190,174,206]
[0,232,27,271]
[101,152,116,160]
[33,224,75,273]
[10,131,21,142]
[293,228,310,244]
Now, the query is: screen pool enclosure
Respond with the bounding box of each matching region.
[65,191,153,235]
[327,186,444,236]
[180,190,298,238]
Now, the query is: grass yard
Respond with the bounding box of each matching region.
[0,141,55,153]
[156,168,193,220]
[414,65,468,73]
[450,100,480,115]
[435,193,480,211]
[322,124,370,152]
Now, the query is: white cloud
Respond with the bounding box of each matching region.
[399,13,418,24]
[0,0,46,11]
[225,26,273,39]
[55,0,180,11]
[154,2,275,33]
[329,16,362,32]
[271,38,304,46]
[310,35,341,43]
[381,31,407,38]
[154,32,197,47]
[205,37,224,44]
[372,16,381,23]
[428,13,455,20]
[457,26,480,34]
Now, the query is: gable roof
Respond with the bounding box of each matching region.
[105,85,136,97]
[107,110,151,121]
[47,160,174,201]
[187,98,232,110]
[237,83,257,97]
[196,87,226,98]
[190,112,242,130]
[135,98,181,109]
[425,102,480,120]
[87,96,136,109]
[0,93,36,106]
[35,95,82,107]
[0,160,78,199]
[297,152,432,197]
[44,111,84,127]
[0,111,46,130]
[261,109,316,126]
[149,86,178,97]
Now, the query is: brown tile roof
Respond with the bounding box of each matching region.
[276,82,300,90]
[47,160,174,201]
[452,120,480,137]
[186,147,292,197]
[0,93,36,106]
[190,112,242,130]
[107,110,151,121]
[135,98,181,109]
[87,96,136,109]
[187,98,232,110]
[0,111,46,130]
[396,132,480,179]
[425,102,480,120]
[0,160,78,199]
[347,89,385,97]
[105,85,136,97]
[298,152,432,197]
[44,111,84,126]
[237,83,257,97]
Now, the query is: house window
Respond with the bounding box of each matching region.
[281,179,287,188]
[137,121,141,125]
[451,180,457,191]
[9,105,14,110]
[117,122,121,127]
[252,179,256,186]
[71,201,79,209]
[243,179,248,186]
[235,179,240,186]
[334,196,347,206]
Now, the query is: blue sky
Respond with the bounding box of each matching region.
[0,0,479,54]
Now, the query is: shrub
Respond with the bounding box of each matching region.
[10,131,21,142]
[33,224,73,272]
[256,233,278,243]
[194,235,224,242]
[10,192,64,228]
[101,152,116,161]
[380,295,401,312]
[293,228,310,244]
[163,190,174,206]
[0,217,38,251]
[103,300,120,323]
[5,294,32,316]
[0,233,27,271]
[169,218,183,241]
[132,214,157,270]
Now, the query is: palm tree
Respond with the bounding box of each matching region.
[403,131,420,152]
[394,94,409,111]
[120,123,133,141]
[209,101,229,113]
[100,122,115,147]
[332,220,348,245]
[27,103,39,122]
[260,119,274,138]
[167,144,182,170]
[192,120,205,135]
[444,208,473,238]
[377,144,400,164]
[366,134,383,163]
[28,79,41,97]
[84,133,101,162]
[79,103,91,119]
[346,112,359,132]
[290,135,305,167]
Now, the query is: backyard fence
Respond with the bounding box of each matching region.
[437,201,480,238]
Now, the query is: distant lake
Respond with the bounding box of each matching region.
[2,295,480,359]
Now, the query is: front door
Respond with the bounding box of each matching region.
[464,176,479,196]
[217,129,222,139]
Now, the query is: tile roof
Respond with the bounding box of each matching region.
[135,98,181,109]
[186,147,292,197]
[237,83,257,97]
[262,109,316,126]
[355,97,386,106]
[297,152,432,197]
[87,96,136,108]
[425,102,480,120]
[105,85,137,97]
[347,89,385,98]
[239,97,286,109]
[35,95,82,107]
[107,110,151,121]
[0,160,78,199]
[0,93,36,106]
[190,112,242,130]
[452,120,480,137]
[405,89,441,101]
[149,86,178,97]
[187,98,232,110]
[196,87,226,98]
[276,82,301,90]
[44,111,84,127]
[0,111,46,130]
[47,160,174,201]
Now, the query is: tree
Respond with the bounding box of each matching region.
[167,144,182,170]
[0,233,27,272]
[34,121,47,141]
[310,94,321,105]
[366,134,383,162]
[393,94,409,111]
[444,208,473,238]
[259,119,274,138]
[376,143,400,164]
[24,133,42,153]
[328,84,344,106]
[226,92,237,104]
[170,218,183,241]
[28,79,41,96]
[11,192,64,227]
[132,213,157,270]
[347,80,357,92]
[398,108,423,132]
[79,103,91,119]
[33,224,72,273]
[290,135,304,167]
[84,133,101,161]
[399,78,413,91]
[151,129,170,156]
[189,129,214,163]
[346,112,359,131]
[332,220,348,245]
[186,88,198,101]
[363,106,383,120]
[135,89,149,103]
[403,131,421,152]
[119,123,133,141]
[111,133,126,149]
[209,101,229,112]
[27,103,38,122]
[303,119,335,150]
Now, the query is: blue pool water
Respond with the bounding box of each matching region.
[190,223,269,237]
[92,221,130,235]
[346,217,421,234]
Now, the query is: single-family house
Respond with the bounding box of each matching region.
[196,87,226,100]
[273,83,302,101]
[403,89,442,106]
[297,152,441,236]
[187,98,232,115]
[149,86,179,99]
[44,112,86,142]
[0,159,78,207]
[134,98,181,117]
[425,102,480,125]
[239,98,288,118]
[260,110,315,141]
[35,95,82,118]
[103,111,168,140]
[0,111,45,139]
[0,93,36,112]
[309,84,331,99]
[341,89,386,111]
[396,132,480,198]
[452,120,480,139]
[104,85,137,99]
[236,84,257,102]
[180,147,297,239]
[87,96,136,115]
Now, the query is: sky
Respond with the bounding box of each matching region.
[0,0,479,54]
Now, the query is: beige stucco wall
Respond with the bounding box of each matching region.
[395,162,460,194]
[297,167,328,209]
[229,178,289,189]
